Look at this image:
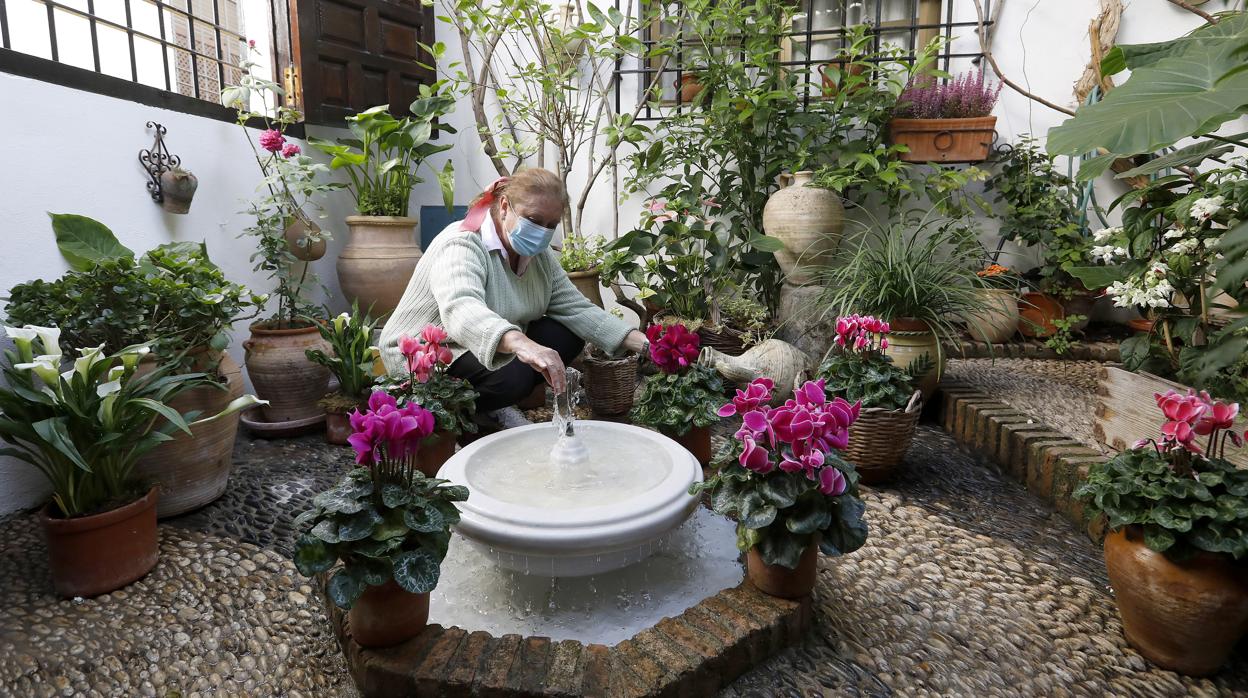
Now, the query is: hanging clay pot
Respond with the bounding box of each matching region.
[965,289,1019,344]
[338,216,422,321]
[243,321,332,423]
[159,168,198,214]
[42,487,159,598]
[747,538,819,599]
[284,212,327,262]
[677,73,704,103]
[761,171,845,285]
[699,339,808,404]
[883,318,942,397]
[818,60,865,97]
[888,116,997,163]
[348,580,430,648]
[1104,526,1248,676]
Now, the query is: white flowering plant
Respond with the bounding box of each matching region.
[1070,163,1248,402]
[0,326,264,518]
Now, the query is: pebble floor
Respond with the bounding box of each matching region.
[2,363,1247,696]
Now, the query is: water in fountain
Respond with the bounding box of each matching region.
[548,370,590,472]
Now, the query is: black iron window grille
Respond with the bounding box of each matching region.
[615,0,993,121]
[0,0,293,110]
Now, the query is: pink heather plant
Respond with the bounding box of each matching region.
[895,69,1002,119]
[725,378,861,495]
[647,322,701,374]
[347,391,435,466]
[259,128,286,153]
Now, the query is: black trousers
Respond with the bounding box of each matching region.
[447,317,584,412]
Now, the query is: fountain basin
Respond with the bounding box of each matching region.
[437,420,702,576]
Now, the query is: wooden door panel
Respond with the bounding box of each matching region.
[290,0,435,125]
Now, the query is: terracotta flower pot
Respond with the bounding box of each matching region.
[417,429,458,478]
[883,318,942,397]
[818,60,865,97]
[159,168,197,214]
[284,212,327,262]
[761,171,845,285]
[325,409,353,446]
[567,268,604,308]
[337,216,422,321]
[348,580,430,648]
[1018,292,1064,338]
[965,288,1019,344]
[1104,527,1248,676]
[42,487,159,598]
[664,424,711,468]
[888,116,997,163]
[1128,317,1156,334]
[677,73,703,103]
[244,321,332,423]
[134,350,244,518]
[747,539,819,599]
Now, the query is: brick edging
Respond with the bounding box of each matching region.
[943,339,1120,362]
[324,579,812,697]
[934,381,1109,544]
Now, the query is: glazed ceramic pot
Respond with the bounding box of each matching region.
[965,289,1019,344]
[699,339,809,404]
[243,321,332,423]
[677,73,704,103]
[338,216,422,320]
[134,350,244,518]
[348,580,430,648]
[883,318,942,397]
[567,268,604,308]
[888,116,997,163]
[664,424,712,468]
[159,168,197,214]
[42,487,159,598]
[1018,292,1065,338]
[284,212,327,262]
[747,539,819,599]
[761,171,845,285]
[1104,527,1248,676]
[417,429,458,478]
[325,408,353,446]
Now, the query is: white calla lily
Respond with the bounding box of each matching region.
[96,379,122,398]
[73,344,107,378]
[15,356,61,385]
[333,312,350,332]
[4,326,37,342]
[120,344,151,370]
[26,326,61,357]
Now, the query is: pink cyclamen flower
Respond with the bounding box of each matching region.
[421,324,449,346]
[718,377,775,417]
[818,466,847,496]
[259,129,285,153]
[1195,400,1239,435]
[281,143,301,158]
[739,436,772,474]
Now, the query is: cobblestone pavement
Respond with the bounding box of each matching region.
[2,383,1247,696]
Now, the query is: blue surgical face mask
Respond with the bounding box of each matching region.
[509,215,557,257]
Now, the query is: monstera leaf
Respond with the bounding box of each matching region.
[1048,13,1248,160]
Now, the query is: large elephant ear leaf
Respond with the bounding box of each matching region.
[49,213,135,270]
[392,549,441,593]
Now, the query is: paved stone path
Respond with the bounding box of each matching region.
[2,370,1247,696]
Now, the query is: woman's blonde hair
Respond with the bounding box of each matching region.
[471,167,568,212]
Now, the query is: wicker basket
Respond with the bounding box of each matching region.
[583,352,638,416]
[844,391,922,484]
[697,325,749,356]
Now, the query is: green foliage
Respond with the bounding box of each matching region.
[1075,448,1248,561]
[309,92,458,216]
[630,365,724,436]
[719,295,773,347]
[815,214,989,343]
[983,135,1081,248]
[48,213,135,270]
[1044,315,1085,356]
[692,454,868,568]
[6,232,263,370]
[559,235,606,273]
[815,348,914,411]
[382,372,480,437]
[305,304,382,400]
[0,334,262,517]
[292,467,468,608]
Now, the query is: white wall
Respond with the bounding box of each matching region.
[0,0,1226,513]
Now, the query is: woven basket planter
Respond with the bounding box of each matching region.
[583,352,638,416]
[844,391,922,484]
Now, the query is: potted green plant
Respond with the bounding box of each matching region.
[310,93,457,319]
[705,294,773,356]
[631,323,724,467]
[815,315,920,483]
[291,393,467,648]
[0,327,262,597]
[559,235,608,307]
[816,215,990,396]
[305,306,383,445]
[889,69,1002,163]
[693,377,868,598]
[5,216,265,517]
[967,263,1021,344]
[377,324,478,475]
[1074,390,1248,675]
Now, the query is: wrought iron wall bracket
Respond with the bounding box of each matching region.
[138,122,182,204]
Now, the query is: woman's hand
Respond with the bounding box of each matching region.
[500,330,567,393]
[622,330,649,356]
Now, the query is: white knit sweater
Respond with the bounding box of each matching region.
[379,223,632,374]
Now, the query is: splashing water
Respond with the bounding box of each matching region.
[549,368,589,471]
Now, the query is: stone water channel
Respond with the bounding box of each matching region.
[1,359,1247,696]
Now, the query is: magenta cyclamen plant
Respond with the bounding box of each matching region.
[834,314,890,352]
[895,69,1002,119]
[1138,389,1244,459]
[348,391,436,468]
